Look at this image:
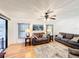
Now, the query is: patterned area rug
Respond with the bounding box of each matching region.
[34,42,68,58]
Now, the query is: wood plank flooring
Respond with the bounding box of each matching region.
[5,41,68,58]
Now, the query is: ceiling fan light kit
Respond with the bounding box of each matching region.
[50,18,56,20]
[45,13,49,20]
[38,9,56,21]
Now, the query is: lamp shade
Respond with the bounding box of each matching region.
[25,28,32,37]
[25,29,30,32]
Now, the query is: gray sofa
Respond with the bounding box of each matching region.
[55,32,79,49]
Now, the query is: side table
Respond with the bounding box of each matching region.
[49,35,53,42]
[50,35,53,41]
[25,37,31,46]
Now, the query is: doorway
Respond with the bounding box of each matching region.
[0,17,8,49]
[46,24,53,35]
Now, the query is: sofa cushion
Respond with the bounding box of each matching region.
[57,34,63,39]
[59,32,66,38]
[68,40,79,46]
[59,32,74,39]
[65,34,74,39]
[63,34,66,38]
[43,34,47,38]
[33,32,45,38]
[61,38,69,41]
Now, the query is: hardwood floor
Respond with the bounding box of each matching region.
[5,41,68,58]
[5,43,36,58]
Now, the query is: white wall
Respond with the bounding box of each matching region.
[54,16,79,34]
[8,18,55,45]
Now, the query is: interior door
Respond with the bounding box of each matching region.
[0,18,8,49]
[46,24,53,35]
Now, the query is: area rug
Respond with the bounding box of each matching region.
[34,42,68,58]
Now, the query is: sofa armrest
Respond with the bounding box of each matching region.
[69,48,79,56]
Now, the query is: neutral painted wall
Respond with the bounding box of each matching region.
[8,18,55,45]
[55,16,79,34]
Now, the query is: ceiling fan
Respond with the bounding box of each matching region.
[38,9,56,21]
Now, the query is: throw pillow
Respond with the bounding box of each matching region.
[46,34,50,38]
[65,34,74,39]
[57,34,63,39]
[43,34,46,38]
[71,37,79,42]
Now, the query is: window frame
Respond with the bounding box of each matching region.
[18,23,30,39]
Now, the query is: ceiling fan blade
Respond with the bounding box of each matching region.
[50,15,56,18]
[46,9,53,14]
[40,16,44,18]
[50,18,56,20]
[46,9,50,13]
[37,17,45,20]
[53,15,56,17]
[48,10,53,14]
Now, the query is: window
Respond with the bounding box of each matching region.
[46,24,53,35]
[18,23,30,39]
[0,18,8,49]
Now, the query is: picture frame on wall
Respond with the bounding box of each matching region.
[33,24,44,31]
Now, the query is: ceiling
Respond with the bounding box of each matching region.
[0,0,79,19]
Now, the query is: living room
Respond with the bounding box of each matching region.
[0,0,79,58]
